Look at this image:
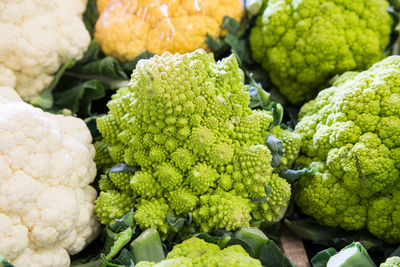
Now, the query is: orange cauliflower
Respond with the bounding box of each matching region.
[94,0,244,61]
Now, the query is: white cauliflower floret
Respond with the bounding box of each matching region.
[0,87,100,267]
[0,0,90,101]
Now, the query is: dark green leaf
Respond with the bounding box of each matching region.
[79,40,102,64]
[266,134,283,167]
[31,58,76,109]
[166,213,191,232]
[311,247,337,267]
[389,0,400,12]
[205,34,230,59]
[384,7,400,56]
[110,209,136,233]
[74,57,128,80]
[259,240,296,267]
[0,254,14,267]
[82,0,99,38]
[122,51,154,73]
[279,162,319,184]
[390,246,400,257]
[194,233,232,249]
[101,249,135,267]
[285,219,387,251]
[222,16,240,35]
[53,80,105,116]
[225,34,254,66]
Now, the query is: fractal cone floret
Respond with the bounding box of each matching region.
[95,49,300,236]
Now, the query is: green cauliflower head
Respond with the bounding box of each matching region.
[94,50,298,236]
[293,56,400,243]
[250,0,393,104]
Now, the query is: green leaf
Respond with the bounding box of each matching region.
[106,228,134,259]
[266,134,283,168]
[194,233,232,249]
[74,57,128,80]
[390,246,400,257]
[259,240,296,267]
[270,102,284,128]
[166,213,191,232]
[130,228,165,264]
[233,227,269,258]
[101,249,135,267]
[311,247,337,267]
[205,34,230,59]
[53,80,105,116]
[248,80,271,110]
[110,209,136,233]
[222,16,240,35]
[279,162,319,184]
[384,7,400,56]
[31,58,76,109]
[0,253,14,267]
[284,219,387,251]
[82,0,99,38]
[326,242,376,267]
[122,51,154,73]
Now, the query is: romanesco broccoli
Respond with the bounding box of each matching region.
[381,256,400,267]
[94,50,300,235]
[293,56,400,243]
[135,237,262,267]
[249,0,394,104]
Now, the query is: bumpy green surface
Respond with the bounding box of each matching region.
[294,56,400,243]
[381,256,400,267]
[250,0,393,104]
[94,50,298,235]
[135,237,262,267]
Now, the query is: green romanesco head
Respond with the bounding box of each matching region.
[249,0,393,104]
[165,237,263,267]
[380,256,400,267]
[293,56,400,243]
[94,49,297,235]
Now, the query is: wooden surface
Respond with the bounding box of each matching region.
[280,226,311,267]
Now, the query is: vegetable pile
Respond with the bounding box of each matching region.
[1,0,400,266]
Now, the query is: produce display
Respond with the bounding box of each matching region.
[1,0,400,266]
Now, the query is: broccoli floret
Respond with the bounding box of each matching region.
[93,140,114,171]
[381,256,400,267]
[250,0,393,104]
[165,237,262,267]
[95,50,298,235]
[293,56,400,243]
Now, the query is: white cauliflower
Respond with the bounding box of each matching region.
[0,87,100,267]
[0,0,90,101]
